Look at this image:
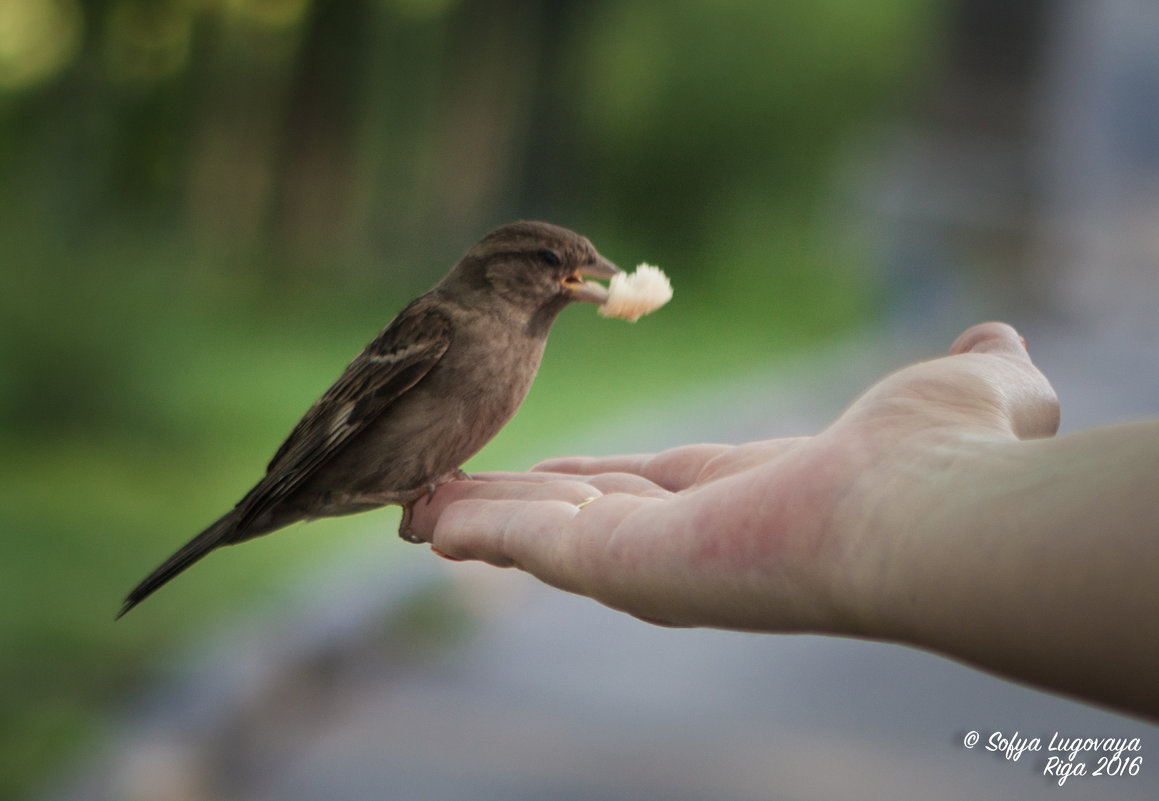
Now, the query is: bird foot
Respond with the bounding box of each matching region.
[398,470,471,543]
[398,502,422,543]
[424,469,470,505]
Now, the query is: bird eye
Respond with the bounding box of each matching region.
[538,250,562,267]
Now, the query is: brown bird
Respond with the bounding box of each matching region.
[119,221,619,618]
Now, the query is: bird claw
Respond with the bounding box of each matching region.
[399,470,471,542]
[398,502,422,543]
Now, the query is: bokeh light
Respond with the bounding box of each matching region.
[0,0,83,91]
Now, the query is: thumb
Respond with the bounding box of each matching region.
[833,322,1060,442]
[948,322,1060,440]
[948,320,1028,357]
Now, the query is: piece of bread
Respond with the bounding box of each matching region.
[599,263,673,322]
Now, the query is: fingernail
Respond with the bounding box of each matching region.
[431,546,464,562]
[949,322,1023,356]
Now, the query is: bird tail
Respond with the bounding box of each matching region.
[117,509,242,619]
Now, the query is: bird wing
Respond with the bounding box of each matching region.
[235,300,453,529]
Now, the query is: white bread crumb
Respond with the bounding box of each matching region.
[599,263,673,322]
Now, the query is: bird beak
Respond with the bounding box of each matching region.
[563,256,621,304]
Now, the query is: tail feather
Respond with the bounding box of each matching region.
[117,510,241,619]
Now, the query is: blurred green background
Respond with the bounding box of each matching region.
[0,0,939,795]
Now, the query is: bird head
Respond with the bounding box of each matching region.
[444,221,621,328]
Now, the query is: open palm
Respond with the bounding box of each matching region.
[410,322,1060,632]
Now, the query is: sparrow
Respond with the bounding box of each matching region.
[118,221,619,618]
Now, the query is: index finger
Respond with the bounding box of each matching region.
[532,443,733,491]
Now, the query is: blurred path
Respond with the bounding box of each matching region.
[41,320,1159,801]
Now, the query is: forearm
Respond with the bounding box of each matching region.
[868,420,1159,719]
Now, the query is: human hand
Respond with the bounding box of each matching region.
[408,322,1060,633]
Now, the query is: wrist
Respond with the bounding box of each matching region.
[826,427,1022,641]
[844,421,1159,718]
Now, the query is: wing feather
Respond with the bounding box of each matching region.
[236,301,453,529]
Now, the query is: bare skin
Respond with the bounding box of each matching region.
[409,322,1159,721]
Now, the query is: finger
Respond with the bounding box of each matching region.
[430,492,663,599]
[949,321,1029,359]
[532,443,733,491]
[693,437,809,483]
[447,479,602,505]
[464,470,668,495]
[429,498,583,570]
[407,478,596,541]
[835,323,1060,442]
[464,470,593,484]
[949,322,1060,439]
[407,473,671,542]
